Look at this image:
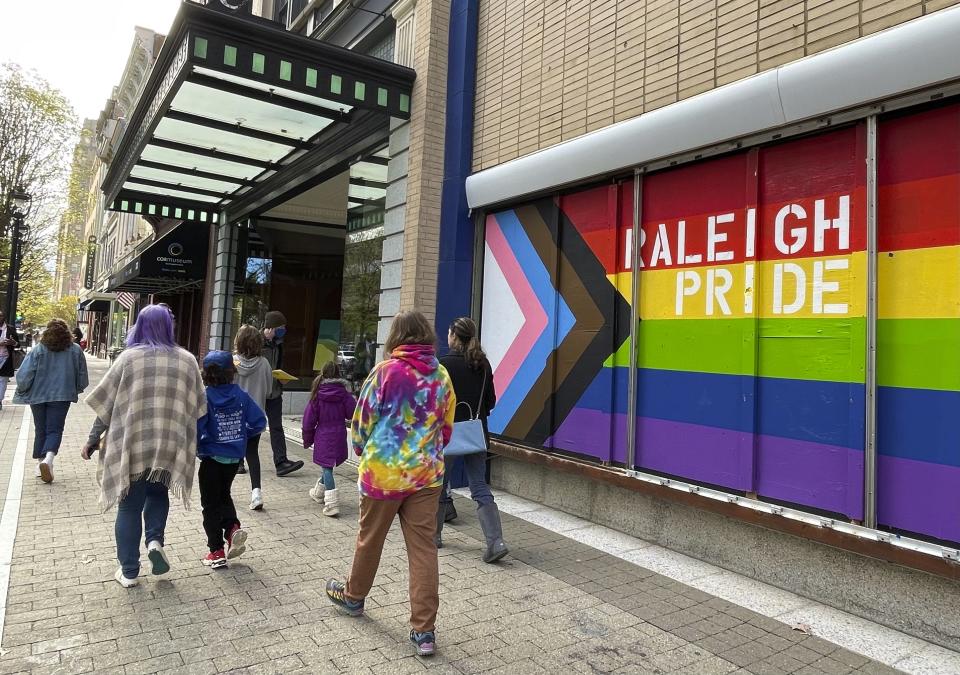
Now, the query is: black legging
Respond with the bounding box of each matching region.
[245,434,262,490]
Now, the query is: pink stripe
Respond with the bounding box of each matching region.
[485,214,548,393]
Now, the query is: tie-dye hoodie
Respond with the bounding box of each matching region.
[352,344,456,500]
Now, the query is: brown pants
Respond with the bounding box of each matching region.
[346,486,441,632]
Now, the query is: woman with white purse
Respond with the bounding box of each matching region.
[436,317,508,563]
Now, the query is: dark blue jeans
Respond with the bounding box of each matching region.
[116,480,169,579]
[30,401,71,460]
[441,452,494,507]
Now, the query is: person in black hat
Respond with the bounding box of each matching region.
[261,311,304,476]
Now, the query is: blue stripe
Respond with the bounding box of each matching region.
[878,386,960,466]
[636,368,865,450]
[573,366,629,414]
[488,210,573,433]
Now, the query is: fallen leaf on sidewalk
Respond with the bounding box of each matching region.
[80,556,95,564]
[791,623,812,634]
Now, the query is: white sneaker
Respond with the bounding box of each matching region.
[226,526,247,560]
[39,461,53,484]
[308,479,325,504]
[147,541,170,575]
[249,488,263,511]
[114,567,138,588]
[34,464,41,478]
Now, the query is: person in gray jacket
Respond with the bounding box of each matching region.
[261,311,303,476]
[14,319,88,483]
[234,325,273,510]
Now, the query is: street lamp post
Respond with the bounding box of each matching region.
[6,188,32,322]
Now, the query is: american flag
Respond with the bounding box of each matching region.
[117,292,137,310]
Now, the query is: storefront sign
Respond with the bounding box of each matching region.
[83,235,97,290]
[108,224,209,291]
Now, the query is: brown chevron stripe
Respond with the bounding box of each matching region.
[502,200,559,441]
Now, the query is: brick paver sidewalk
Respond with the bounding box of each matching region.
[0,357,899,674]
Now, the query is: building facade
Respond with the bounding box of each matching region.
[53,119,97,302]
[93,0,960,645]
[78,27,166,355]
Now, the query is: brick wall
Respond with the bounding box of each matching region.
[397,0,451,324]
[474,0,960,171]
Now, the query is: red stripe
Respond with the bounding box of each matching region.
[759,126,864,203]
[879,173,960,251]
[643,152,749,221]
[878,103,960,186]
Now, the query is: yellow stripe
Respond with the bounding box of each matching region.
[878,245,960,319]
[607,253,866,319]
[609,272,633,305]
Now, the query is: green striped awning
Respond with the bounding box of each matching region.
[102,1,414,225]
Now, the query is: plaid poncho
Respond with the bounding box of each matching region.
[86,346,207,511]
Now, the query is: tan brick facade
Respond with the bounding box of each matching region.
[397,0,452,323]
[474,0,960,171]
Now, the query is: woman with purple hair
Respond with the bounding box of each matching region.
[82,304,207,588]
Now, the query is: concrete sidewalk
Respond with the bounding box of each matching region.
[0,356,916,674]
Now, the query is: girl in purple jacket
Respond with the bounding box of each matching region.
[303,362,357,516]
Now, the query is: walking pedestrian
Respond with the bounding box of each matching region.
[303,361,356,517]
[234,324,273,510]
[435,317,508,562]
[261,311,304,476]
[82,304,207,588]
[13,319,88,483]
[72,326,83,344]
[0,311,20,409]
[326,310,456,657]
[197,351,266,569]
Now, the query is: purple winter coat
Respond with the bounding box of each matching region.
[302,379,356,468]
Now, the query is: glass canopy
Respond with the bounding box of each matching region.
[102,0,414,225]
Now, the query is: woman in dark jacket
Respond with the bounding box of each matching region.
[0,311,19,409]
[436,317,508,563]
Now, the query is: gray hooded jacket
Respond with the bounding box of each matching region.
[235,354,274,411]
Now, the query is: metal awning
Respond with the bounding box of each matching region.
[102,0,414,225]
[108,223,209,294]
[78,299,111,313]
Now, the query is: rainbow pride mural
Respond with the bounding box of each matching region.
[480,107,960,544]
[876,104,960,544]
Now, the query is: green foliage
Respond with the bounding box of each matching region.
[0,63,78,318]
[340,232,382,345]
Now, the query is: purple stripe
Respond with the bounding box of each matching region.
[878,455,960,544]
[755,434,864,519]
[548,408,627,463]
[636,417,753,491]
[552,414,864,518]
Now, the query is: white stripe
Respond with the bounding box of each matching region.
[0,407,31,644]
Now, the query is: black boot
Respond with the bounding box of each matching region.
[276,459,304,476]
[435,499,445,549]
[476,503,509,563]
[443,500,458,523]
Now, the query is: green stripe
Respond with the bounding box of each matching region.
[632,318,865,383]
[878,319,960,391]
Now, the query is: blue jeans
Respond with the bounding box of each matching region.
[30,401,71,459]
[116,480,169,579]
[321,466,335,491]
[441,453,493,507]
